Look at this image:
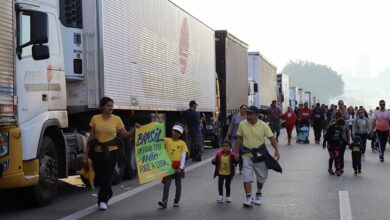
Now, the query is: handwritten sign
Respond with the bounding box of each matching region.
[135,122,175,184]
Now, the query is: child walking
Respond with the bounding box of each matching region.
[349,136,363,176]
[323,119,347,176]
[158,124,188,208]
[212,140,237,203]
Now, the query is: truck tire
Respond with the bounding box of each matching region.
[212,134,219,149]
[123,139,137,179]
[80,175,91,187]
[26,136,59,206]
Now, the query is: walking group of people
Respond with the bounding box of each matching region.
[215,105,281,207]
[85,97,281,210]
[84,95,389,211]
[83,98,204,210]
[265,98,390,177]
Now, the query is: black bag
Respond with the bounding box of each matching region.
[88,137,123,160]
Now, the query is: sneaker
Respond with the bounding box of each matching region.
[225,197,232,203]
[173,202,180,207]
[158,201,167,209]
[358,171,363,176]
[354,172,357,176]
[328,168,335,175]
[99,202,107,210]
[380,156,384,162]
[335,171,341,176]
[243,196,253,207]
[216,195,224,203]
[254,194,263,205]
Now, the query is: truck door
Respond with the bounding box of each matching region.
[15,4,64,125]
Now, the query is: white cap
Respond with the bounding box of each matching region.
[172,124,184,134]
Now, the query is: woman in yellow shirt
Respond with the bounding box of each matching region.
[84,97,137,210]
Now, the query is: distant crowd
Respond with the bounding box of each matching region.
[263,99,390,177]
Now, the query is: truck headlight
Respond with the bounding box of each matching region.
[0,132,9,157]
[1,160,8,171]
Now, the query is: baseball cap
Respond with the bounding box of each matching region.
[172,124,184,134]
[245,105,259,113]
[189,100,198,107]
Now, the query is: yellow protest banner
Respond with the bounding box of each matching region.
[135,122,175,184]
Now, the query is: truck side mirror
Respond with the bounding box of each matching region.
[32,45,50,60]
[254,83,258,93]
[16,10,49,60]
[30,11,48,45]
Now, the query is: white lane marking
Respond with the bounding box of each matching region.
[339,191,353,220]
[59,157,213,220]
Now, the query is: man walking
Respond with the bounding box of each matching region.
[371,100,390,162]
[312,103,325,144]
[235,106,280,207]
[183,100,203,161]
[267,100,282,142]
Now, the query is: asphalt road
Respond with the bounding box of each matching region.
[2,129,390,220]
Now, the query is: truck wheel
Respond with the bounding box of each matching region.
[27,136,59,206]
[80,175,90,187]
[212,135,219,149]
[123,139,137,179]
[112,162,125,185]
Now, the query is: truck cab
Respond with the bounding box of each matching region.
[0,0,74,206]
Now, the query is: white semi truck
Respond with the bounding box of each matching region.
[0,0,216,206]
[215,31,249,139]
[277,73,289,112]
[304,91,312,107]
[298,88,305,105]
[289,86,299,109]
[247,52,277,109]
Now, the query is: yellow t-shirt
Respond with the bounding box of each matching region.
[352,146,361,152]
[164,138,188,161]
[236,120,273,158]
[219,154,231,176]
[89,114,125,152]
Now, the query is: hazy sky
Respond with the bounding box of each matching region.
[170,0,390,108]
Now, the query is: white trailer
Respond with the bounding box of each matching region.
[298,88,305,105]
[248,52,277,109]
[304,91,312,107]
[289,86,299,109]
[277,74,289,112]
[248,53,260,107]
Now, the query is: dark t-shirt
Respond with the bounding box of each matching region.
[183,109,201,134]
[267,107,282,123]
[312,108,325,125]
[325,125,347,147]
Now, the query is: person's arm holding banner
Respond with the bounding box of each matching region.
[119,123,142,139]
